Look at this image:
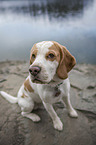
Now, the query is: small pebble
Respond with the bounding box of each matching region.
[42,135,46,138]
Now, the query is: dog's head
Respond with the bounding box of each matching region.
[29,41,76,84]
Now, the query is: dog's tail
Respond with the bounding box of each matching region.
[0,91,18,104]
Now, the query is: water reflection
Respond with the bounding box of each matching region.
[0,0,93,19]
[0,0,96,64]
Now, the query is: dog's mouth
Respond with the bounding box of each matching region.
[29,71,50,84]
[31,76,54,84]
[31,77,46,84]
[32,77,57,85]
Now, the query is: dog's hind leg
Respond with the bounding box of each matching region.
[21,111,41,122]
[18,97,41,122]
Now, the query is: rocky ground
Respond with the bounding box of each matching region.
[0,61,96,145]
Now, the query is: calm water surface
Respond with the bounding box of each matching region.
[0,0,96,64]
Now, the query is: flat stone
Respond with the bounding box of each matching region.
[70,87,96,114]
[87,82,96,89]
[0,79,7,83]
[69,69,96,90]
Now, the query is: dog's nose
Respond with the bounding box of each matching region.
[29,66,41,76]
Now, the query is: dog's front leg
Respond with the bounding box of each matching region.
[61,79,78,118]
[43,102,63,131]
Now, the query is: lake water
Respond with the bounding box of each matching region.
[0,0,96,64]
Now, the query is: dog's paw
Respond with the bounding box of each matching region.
[69,109,78,118]
[31,115,41,122]
[21,112,41,122]
[53,118,63,131]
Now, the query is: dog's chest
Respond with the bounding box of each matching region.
[37,84,62,104]
[30,82,63,104]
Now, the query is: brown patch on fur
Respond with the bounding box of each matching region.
[21,93,28,98]
[45,43,61,62]
[30,44,38,65]
[53,41,76,79]
[24,78,34,92]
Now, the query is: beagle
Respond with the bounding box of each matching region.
[0,41,78,131]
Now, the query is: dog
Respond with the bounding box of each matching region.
[0,41,78,131]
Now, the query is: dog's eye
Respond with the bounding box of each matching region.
[47,53,55,59]
[32,54,36,59]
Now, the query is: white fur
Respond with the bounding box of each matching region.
[0,91,18,103]
[0,41,78,131]
[36,41,53,50]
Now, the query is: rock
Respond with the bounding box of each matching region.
[69,69,96,90]
[70,87,96,114]
[87,82,96,89]
[0,61,96,145]
[0,79,7,83]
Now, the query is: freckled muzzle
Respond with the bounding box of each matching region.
[29,65,48,84]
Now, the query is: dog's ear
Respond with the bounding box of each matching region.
[57,44,76,79]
